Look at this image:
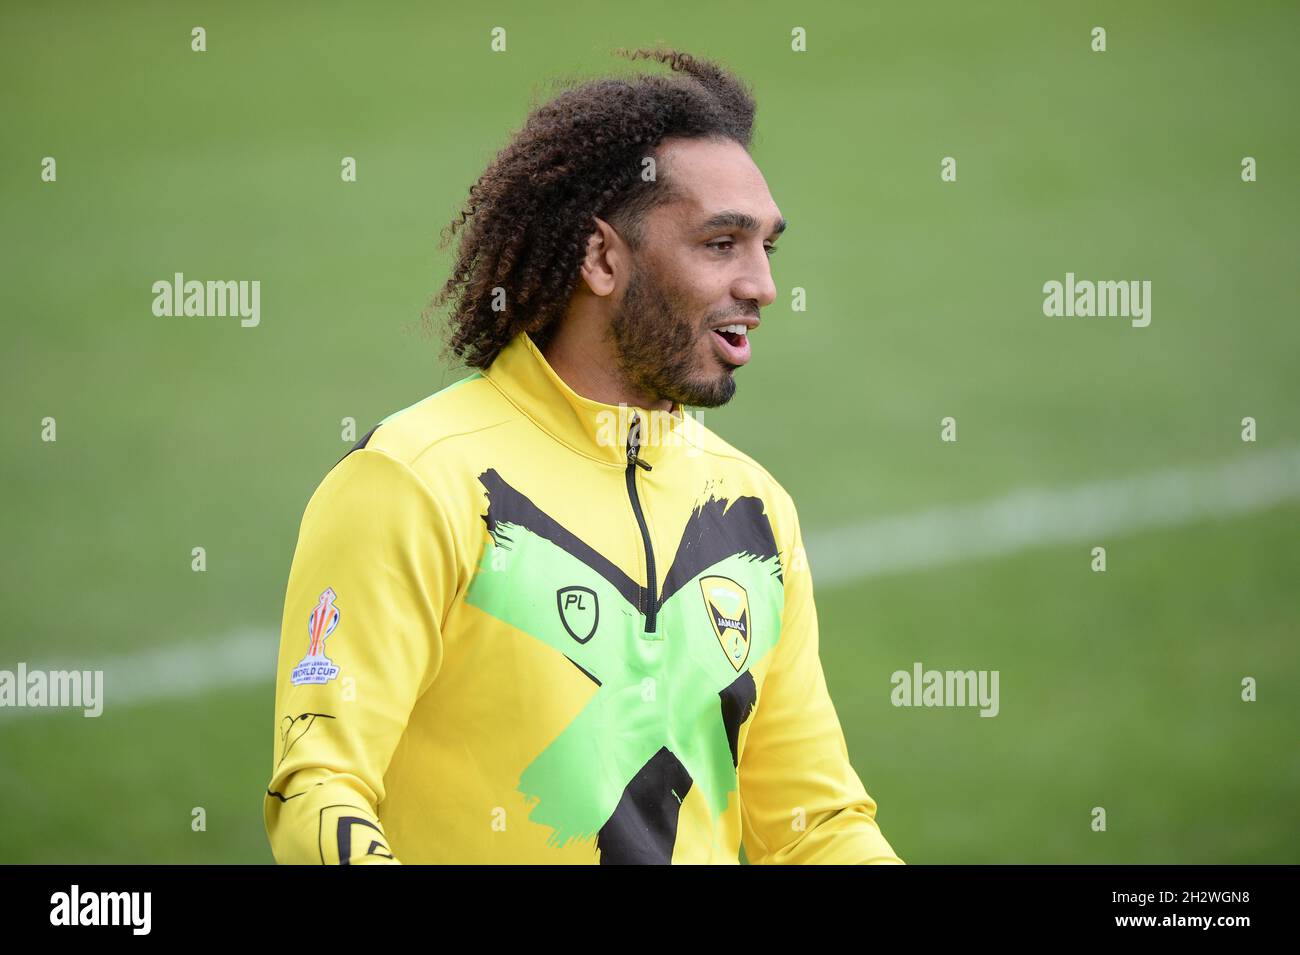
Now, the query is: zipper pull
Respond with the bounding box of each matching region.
[627,413,653,471]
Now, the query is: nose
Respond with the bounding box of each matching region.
[732,246,778,311]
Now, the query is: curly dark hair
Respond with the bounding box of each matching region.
[422,48,757,369]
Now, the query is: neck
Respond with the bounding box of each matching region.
[539,313,675,412]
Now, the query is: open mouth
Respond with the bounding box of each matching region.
[710,323,752,366]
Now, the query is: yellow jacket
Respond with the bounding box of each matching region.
[265,330,902,864]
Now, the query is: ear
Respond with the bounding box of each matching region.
[578,216,627,297]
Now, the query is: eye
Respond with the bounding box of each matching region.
[706,239,778,257]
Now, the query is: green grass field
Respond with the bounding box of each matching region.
[2,0,1296,863]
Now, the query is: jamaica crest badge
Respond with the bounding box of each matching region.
[700,576,750,671]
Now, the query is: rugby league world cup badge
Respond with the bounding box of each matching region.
[291,587,342,686]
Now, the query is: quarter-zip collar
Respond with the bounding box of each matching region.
[482,330,689,469]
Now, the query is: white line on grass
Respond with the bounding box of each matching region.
[807,445,1300,587]
[0,629,275,723]
[2,447,1297,719]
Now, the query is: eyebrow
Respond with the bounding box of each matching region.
[698,210,787,238]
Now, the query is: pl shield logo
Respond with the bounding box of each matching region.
[557,586,599,644]
[701,575,750,671]
[291,587,342,686]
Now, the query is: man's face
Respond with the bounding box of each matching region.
[608,136,784,409]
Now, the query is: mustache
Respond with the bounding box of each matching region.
[705,305,760,326]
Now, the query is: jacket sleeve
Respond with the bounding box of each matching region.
[264,446,460,864]
[738,495,903,865]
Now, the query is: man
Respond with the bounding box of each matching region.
[265,48,902,865]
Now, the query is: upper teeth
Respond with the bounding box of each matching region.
[717,324,748,335]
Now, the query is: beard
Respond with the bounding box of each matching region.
[608,259,739,409]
